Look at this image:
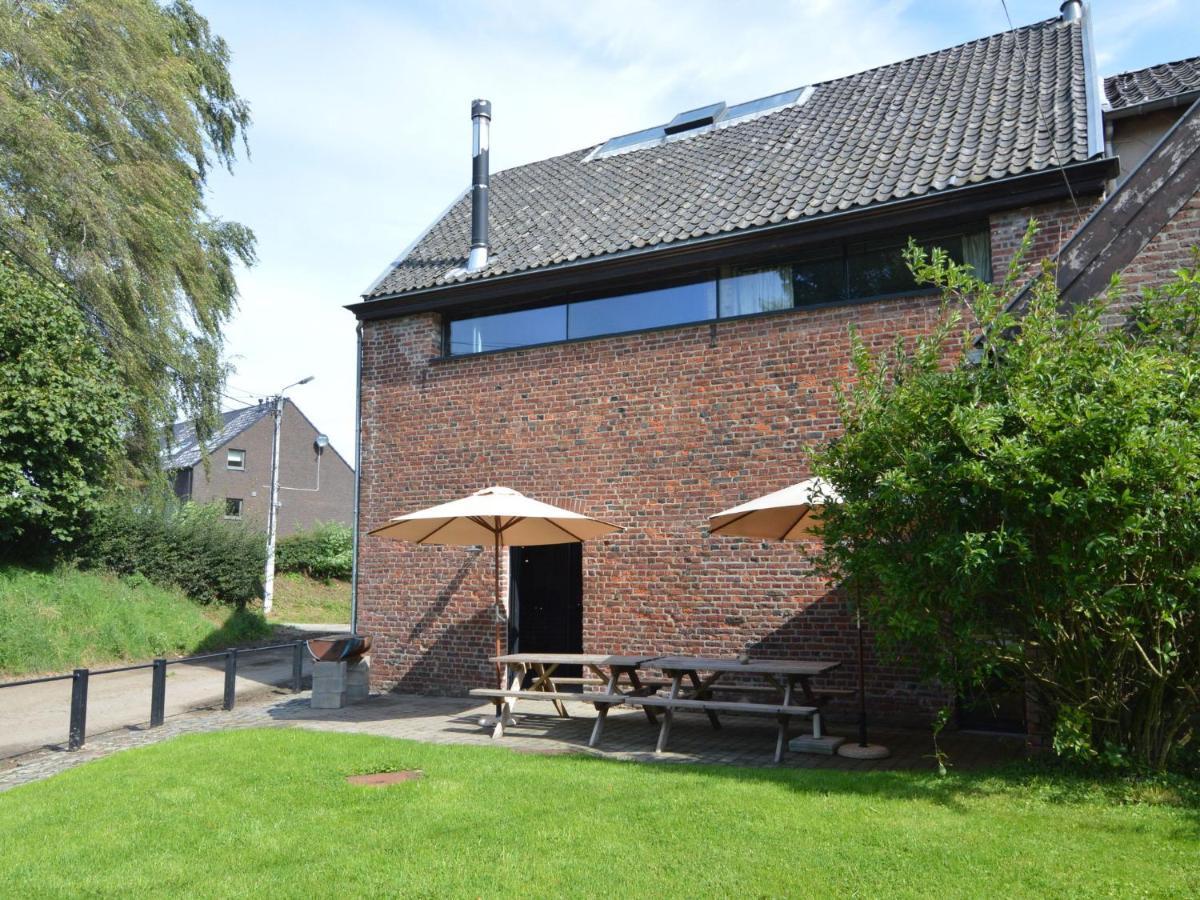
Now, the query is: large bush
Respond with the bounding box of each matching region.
[79,501,265,607]
[814,231,1200,770]
[0,253,126,556]
[275,522,352,581]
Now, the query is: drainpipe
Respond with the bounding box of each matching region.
[350,321,363,633]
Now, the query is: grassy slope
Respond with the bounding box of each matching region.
[0,729,1195,897]
[0,566,270,677]
[266,572,349,624]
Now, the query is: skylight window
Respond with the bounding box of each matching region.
[663,101,726,134]
[588,86,813,160]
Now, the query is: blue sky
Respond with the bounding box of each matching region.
[199,0,1194,457]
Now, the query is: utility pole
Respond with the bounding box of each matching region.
[262,376,313,615]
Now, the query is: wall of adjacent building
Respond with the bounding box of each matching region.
[186,400,355,536]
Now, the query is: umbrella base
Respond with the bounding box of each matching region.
[836,742,891,760]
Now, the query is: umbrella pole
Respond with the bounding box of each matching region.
[494,538,503,689]
[837,581,890,759]
[857,604,868,747]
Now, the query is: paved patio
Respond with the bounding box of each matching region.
[0,688,1025,792]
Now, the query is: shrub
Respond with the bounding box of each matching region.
[0,253,126,557]
[275,522,352,581]
[814,229,1200,771]
[79,501,266,607]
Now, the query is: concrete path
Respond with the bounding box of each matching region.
[0,647,311,760]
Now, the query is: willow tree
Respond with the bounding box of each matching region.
[0,0,254,473]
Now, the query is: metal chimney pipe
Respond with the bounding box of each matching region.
[467,99,491,272]
[1060,0,1082,22]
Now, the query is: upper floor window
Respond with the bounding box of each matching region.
[226,449,246,470]
[445,227,990,356]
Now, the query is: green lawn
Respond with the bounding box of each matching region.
[264,572,349,624]
[0,730,1195,897]
[0,565,271,676]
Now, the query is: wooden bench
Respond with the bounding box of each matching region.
[627,696,818,763]
[469,688,626,705]
[701,684,856,703]
[470,688,629,747]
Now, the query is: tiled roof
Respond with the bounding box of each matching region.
[1104,56,1200,112]
[163,402,272,471]
[366,15,1092,300]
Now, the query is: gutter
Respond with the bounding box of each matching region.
[1104,91,1200,121]
[350,321,363,634]
[347,158,1117,321]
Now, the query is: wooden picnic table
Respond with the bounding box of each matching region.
[636,656,842,762]
[471,653,666,744]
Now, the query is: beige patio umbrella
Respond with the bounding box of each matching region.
[707,476,889,760]
[369,486,623,683]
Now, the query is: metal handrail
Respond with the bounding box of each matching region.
[0,640,310,752]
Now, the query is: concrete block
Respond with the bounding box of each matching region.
[313,661,348,692]
[310,689,347,709]
[788,734,846,755]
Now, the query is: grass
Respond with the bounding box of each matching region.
[264,572,349,624]
[0,565,271,677]
[0,729,1195,897]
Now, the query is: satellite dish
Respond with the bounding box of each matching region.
[315,434,330,451]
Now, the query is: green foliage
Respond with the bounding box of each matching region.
[815,227,1200,771]
[275,522,353,582]
[0,0,255,473]
[0,564,215,675]
[78,501,265,607]
[0,254,125,553]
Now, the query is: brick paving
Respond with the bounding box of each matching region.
[0,690,1024,793]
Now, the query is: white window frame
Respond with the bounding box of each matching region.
[224,498,243,519]
[226,448,246,471]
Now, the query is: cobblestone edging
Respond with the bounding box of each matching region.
[1,689,1023,794]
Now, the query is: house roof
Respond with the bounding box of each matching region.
[1103,56,1200,113]
[164,402,273,471]
[365,14,1094,302]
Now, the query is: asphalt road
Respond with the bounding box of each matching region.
[0,646,313,760]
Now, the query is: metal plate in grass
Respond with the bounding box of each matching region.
[346,770,423,786]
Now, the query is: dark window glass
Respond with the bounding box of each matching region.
[448,304,567,354]
[792,255,846,306]
[567,281,716,339]
[848,242,913,298]
[224,498,243,519]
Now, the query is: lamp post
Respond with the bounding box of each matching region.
[262,376,313,616]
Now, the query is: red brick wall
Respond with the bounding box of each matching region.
[356,196,1104,725]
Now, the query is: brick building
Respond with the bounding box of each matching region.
[348,3,1200,726]
[165,399,354,537]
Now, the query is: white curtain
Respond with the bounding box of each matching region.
[962,232,992,281]
[719,267,793,317]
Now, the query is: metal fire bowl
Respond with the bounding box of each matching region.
[306,634,372,663]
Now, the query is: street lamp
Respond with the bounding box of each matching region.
[262,375,313,615]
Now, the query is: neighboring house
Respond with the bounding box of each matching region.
[347,1,1200,724]
[165,400,354,537]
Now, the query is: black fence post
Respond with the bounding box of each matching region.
[291,642,304,693]
[223,648,238,711]
[68,668,89,750]
[150,658,167,727]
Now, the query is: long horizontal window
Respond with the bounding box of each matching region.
[446,228,990,355]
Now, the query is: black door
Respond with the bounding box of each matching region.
[508,544,583,679]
